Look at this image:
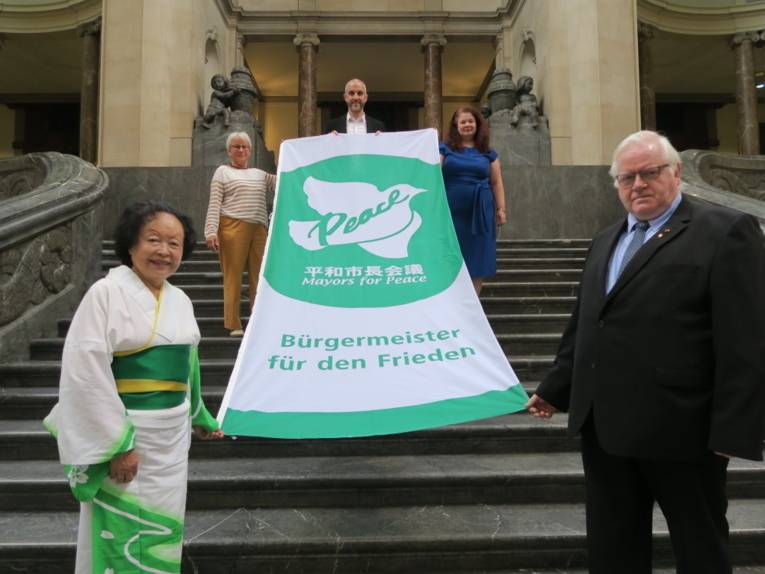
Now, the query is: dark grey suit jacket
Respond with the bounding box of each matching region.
[323,114,385,134]
[536,196,765,461]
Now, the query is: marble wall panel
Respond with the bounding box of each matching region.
[102,167,217,238]
[501,165,624,239]
[105,165,625,242]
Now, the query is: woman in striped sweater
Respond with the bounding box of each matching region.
[204,132,275,336]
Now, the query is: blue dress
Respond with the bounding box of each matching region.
[440,142,498,278]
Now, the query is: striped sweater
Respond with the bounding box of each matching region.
[204,164,276,238]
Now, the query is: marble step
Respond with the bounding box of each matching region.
[442,570,765,574]
[0,411,574,460]
[101,238,591,252]
[103,256,587,273]
[0,355,555,388]
[30,332,564,361]
[412,570,765,574]
[48,296,578,321]
[102,248,590,267]
[56,313,571,339]
[150,296,577,317]
[1,499,763,573]
[480,297,577,315]
[0,380,545,423]
[150,282,580,301]
[3,452,764,512]
[494,257,585,269]
[106,268,583,286]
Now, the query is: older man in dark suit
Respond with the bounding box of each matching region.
[323,78,385,134]
[527,130,765,574]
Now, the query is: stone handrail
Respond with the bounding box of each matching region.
[680,150,765,231]
[0,153,108,361]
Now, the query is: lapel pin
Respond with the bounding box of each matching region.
[657,227,671,239]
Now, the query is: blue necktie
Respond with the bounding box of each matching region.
[618,220,650,277]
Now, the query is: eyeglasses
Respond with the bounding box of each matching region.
[614,164,670,187]
[230,145,250,150]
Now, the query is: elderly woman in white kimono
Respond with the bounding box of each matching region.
[44,200,223,573]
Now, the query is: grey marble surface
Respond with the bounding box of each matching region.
[3,499,764,546]
[102,165,623,245]
[491,109,552,167]
[501,166,624,240]
[102,166,217,237]
[4,451,762,487]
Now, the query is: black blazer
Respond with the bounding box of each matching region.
[536,196,765,461]
[323,114,385,134]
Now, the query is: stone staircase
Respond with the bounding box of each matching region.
[1,239,764,573]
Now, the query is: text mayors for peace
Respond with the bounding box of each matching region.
[280,329,463,353]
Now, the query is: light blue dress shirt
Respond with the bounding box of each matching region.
[606,193,683,293]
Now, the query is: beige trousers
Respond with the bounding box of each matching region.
[218,216,267,330]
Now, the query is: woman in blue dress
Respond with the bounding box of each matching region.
[440,106,507,294]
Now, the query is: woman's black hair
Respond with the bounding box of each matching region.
[113,200,197,266]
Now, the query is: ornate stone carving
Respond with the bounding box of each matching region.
[509,76,542,129]
[293,33,320,48]
[0,156,46,201]
[192,68,272,169]
[0,152,107,360]
[202,74,238,129]
[229,66,259,112]
[707,168,765,201]
[729,31,761,49]
[486,70,550,166]
[420,34,447,48]
[680,149,765,229]
[0,225,72,326]
[486,68,517,115]
[520,29,536,64]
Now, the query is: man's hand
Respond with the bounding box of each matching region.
[526,394,558,419]
[110,450,138,483]
[194,426,224,440]
[206,234,219,252]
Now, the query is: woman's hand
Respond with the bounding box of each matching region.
[206,234,220,252]
[194,426,224,440]
[110,450,139,483]
[495,207,507,226]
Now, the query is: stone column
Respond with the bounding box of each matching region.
[77,17,101,164]
[637,22,656,131]
[294,33,320,137]
[730,32,761,155]
[422,34,446,134]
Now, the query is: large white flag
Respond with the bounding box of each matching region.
[217,129,526,438]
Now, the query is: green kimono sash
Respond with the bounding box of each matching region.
[56,346,218,502]
[112,344,191,410]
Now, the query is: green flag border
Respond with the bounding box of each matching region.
[220,385,528,439]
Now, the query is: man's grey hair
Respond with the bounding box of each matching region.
[609,130,680,178]
[344,78,367,94]
[226,131,252,149]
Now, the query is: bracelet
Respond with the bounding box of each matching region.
[496,207,506,212]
